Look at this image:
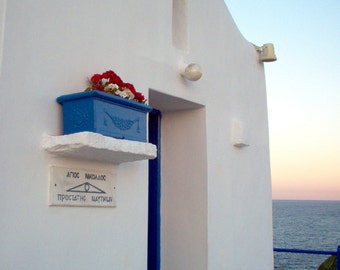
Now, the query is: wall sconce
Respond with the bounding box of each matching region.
[232,120,249,148]
[179,62,202,81]
[256,43,277,62]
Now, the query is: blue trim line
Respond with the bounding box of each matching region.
[148,109,161,270]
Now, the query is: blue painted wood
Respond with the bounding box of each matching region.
[148,109,161,270]
[57,90,152,142]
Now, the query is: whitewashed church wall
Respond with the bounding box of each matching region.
[0,0,273,269]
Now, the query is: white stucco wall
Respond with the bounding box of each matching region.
[0,0,273,269]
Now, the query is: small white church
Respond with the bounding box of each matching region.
[0,0,274,269]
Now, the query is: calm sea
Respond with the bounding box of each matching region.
[273,200,340,270]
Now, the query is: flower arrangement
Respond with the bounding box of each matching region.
[85,70,146,104]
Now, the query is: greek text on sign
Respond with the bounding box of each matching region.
[50,166,116,207]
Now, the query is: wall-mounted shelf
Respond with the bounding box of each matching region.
[42,132,157,164]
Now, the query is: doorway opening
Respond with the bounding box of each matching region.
[148,89,208,270]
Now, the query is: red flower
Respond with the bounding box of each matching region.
[90,73,102,84]
[95,84,104,91]
[102,70,123,86]
[122,83,137,94]
[86,70,146,103]
[134,92,145,101]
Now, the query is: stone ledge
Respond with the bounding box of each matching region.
[42,132,157,164]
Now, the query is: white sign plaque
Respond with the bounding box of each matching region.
[49,166,116,207]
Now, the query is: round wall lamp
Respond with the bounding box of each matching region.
[179,62,202,81]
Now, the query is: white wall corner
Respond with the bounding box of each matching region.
[0,0,6,76]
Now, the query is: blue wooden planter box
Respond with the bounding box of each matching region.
[57,91,153,142]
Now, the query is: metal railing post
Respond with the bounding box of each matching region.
[337,245,340,270]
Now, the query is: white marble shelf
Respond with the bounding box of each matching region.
[42,132,157,164]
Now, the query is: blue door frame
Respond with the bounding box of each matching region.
[148,109,161,270]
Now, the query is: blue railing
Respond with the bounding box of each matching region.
[274,245,340,270]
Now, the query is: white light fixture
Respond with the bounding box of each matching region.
[255,43,277,62]
[179,61,202,81]
[232,120,249,148]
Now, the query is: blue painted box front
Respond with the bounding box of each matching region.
[57,91,152,142]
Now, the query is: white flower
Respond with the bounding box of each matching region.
[101,78,109,85]
[106,83,119,90]
[116,89,135,100]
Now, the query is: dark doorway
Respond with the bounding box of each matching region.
[148,109,162,270]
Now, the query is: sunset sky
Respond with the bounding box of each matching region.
[224,0,340,200]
